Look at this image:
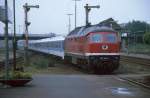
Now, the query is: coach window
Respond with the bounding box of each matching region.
[91,34,102,43]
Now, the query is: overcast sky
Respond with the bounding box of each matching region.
[0,0,150,35]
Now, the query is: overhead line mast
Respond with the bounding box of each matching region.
[73,0,81,29]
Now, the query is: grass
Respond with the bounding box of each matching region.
[21,52,84,74]
[0,50,85,76]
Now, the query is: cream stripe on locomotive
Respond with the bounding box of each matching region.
[66,52,120,56]
[85,53,120,56]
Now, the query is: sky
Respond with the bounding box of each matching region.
[0,0,150,35]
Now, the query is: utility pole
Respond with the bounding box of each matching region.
[73,0,81,29]
[4,0,9,81]
[23,3,39,66]
[13,0,16,70]
[84,4,100,26]
[67,14,73,33]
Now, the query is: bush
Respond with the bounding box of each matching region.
[31,58,49,69]
[144,32,150,44]
[11,71,32,79]
[0,71,32,79]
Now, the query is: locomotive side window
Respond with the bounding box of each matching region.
[105,34,117,43]
[91,34,102,43]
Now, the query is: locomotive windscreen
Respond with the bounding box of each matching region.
[105,34,117,43]
[91,34,102,43]
[90,33,117,43]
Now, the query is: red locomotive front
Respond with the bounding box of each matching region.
[64,26,120,74]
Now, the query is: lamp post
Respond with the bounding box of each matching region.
[73,0,81,29]
[4,0,9,81]
[23,3,39,66]
[67,14,73,33]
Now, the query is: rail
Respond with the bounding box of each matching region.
[120,55,150,66]
[0,57,24,69]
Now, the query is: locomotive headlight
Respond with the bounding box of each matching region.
[102,45,108,50]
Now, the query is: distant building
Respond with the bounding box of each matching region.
[98,18,122,31]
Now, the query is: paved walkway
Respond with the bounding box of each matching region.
[0,74,150,98]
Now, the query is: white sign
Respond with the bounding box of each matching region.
[0,6,12,23]
[0,6,5,23]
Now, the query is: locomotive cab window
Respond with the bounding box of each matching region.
[105,34,117,43]
[91,34,102,43]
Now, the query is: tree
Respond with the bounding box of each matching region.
[144,32,150,44]
[125,20,150,33]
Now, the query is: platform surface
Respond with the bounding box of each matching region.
[121,53,150,59]
[0,74,150,98]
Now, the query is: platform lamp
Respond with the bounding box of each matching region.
[23,3,39,66]
[67,14,73,33]
[13,0,17,71]
[72,0,81,29]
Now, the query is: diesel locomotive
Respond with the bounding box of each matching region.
[64,25,120,73]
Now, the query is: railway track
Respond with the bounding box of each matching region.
[119,75,150,90]
[120,55,150,89]
[0,57,24,69]
[120,55,150,66]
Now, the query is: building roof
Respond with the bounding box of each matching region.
[98,18,122,31]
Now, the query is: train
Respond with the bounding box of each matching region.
[18,25,121,74]
[17,36,65,58]
[64,25,120,73]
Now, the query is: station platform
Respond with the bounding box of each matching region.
[121,53,150,60]
[0,74,150,98]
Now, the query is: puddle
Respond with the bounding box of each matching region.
[107,87,135,96]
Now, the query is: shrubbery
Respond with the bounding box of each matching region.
[144,32,150,44]
[0,71,32,79]
[30,57,49,69]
